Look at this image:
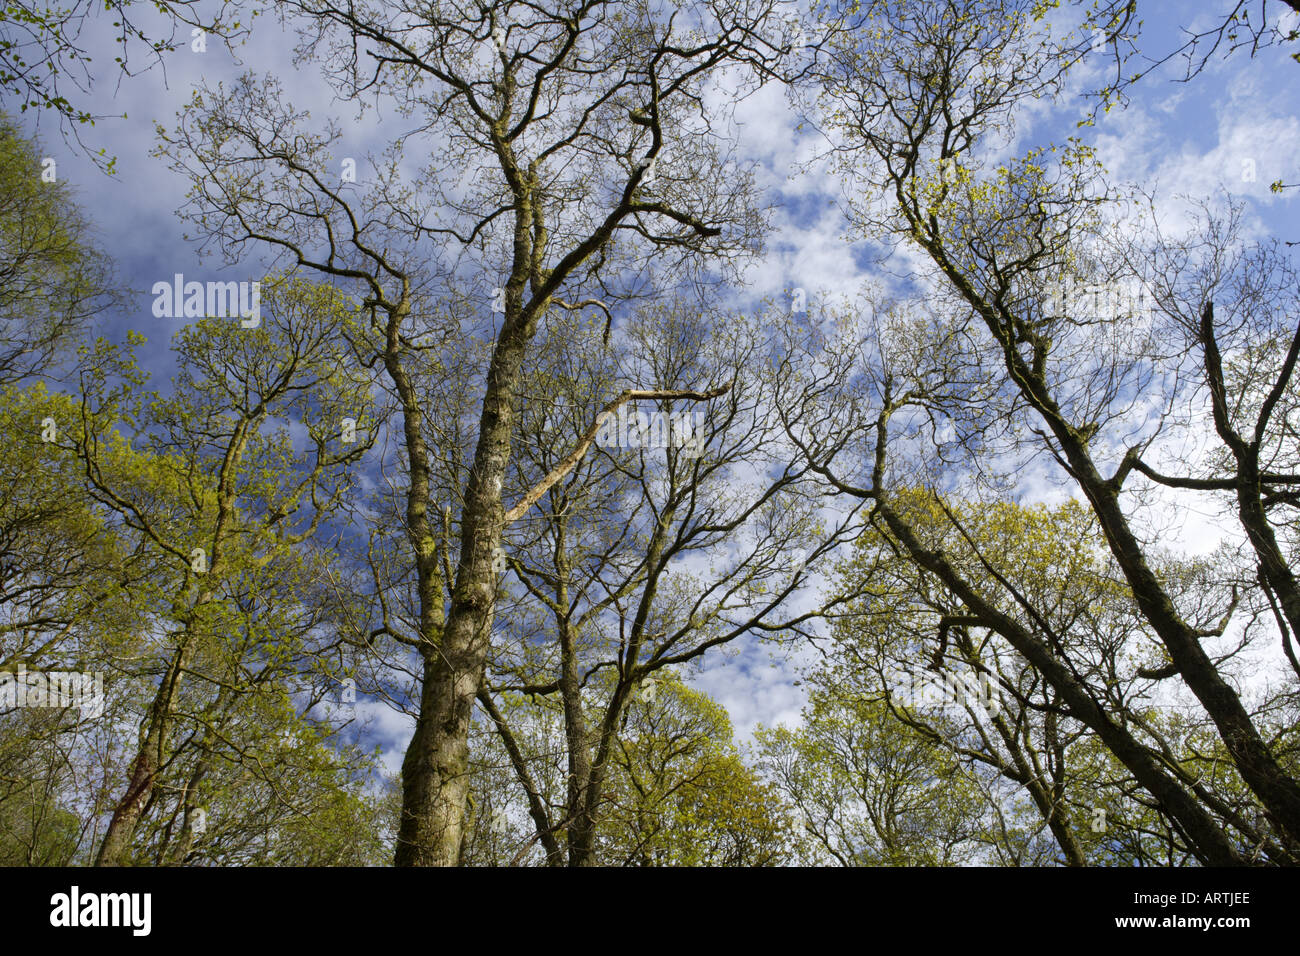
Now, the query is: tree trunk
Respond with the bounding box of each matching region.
[95,631,195,866]
[394,277,537,865]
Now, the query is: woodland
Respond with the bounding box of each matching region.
[1,0,1299,867]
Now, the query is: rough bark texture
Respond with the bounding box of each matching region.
[395,227,541,864]
[94,637,193,866]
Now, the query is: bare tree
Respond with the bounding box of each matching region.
[479,302,862,865]
[1132,200,1300,682]
[782,0,1300,862]
[155,0,793,864]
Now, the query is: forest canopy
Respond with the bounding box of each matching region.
[1,0,1299,867]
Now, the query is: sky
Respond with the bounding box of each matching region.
[7,0,1300,766]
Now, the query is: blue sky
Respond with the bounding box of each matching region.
[7,0,1300,765]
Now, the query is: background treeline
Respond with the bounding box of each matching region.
[1,0,1299,866]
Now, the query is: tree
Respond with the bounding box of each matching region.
[779,0,1300,863]
[819,492,1269,865]
[0,710,100,865]
[1131,200,1300,683]
[0,381,154,866]
[0,382,144,675]
[600,675,790,866]
[461,673,790,866]
[155,0,793,865]
[78,276,376,864]
[0,114,117,384]
[478,302,861,865]
[757,685,987,866]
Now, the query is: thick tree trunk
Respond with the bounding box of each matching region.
[95,746,160,866]
[557,571,596,866]
[395,652,485,865]
[394,279,537,865]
